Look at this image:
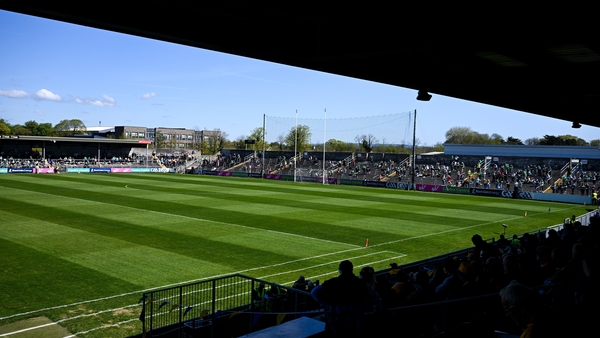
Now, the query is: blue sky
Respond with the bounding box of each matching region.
[1,9,598,146]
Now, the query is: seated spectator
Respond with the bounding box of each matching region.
[359,266,383,313]
[292,275,308,291]
[499,281,539,337]
[407,270,435,305]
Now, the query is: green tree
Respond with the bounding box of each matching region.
[233,135,246,149]
[325,139,355,152]
[285,125,311,153]
[445,126,475,144]
[0,119,10,135]
[559,135,588,146]
[539,135,558,145]
[54,119,87,136]
[37,123,55,136]
[539,134,588,146]
[590,139,600,147]
[12,124,31,136]
[505,136,523,145]
[490,133,504,144]
[431,142,444,152]
[23,120,39,135]
[202,130,228,154]
[248,127,266,152]
[215,130,228,153]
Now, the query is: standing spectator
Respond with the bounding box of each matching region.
[311,260,370,336]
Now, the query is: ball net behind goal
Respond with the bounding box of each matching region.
[264,112,414,180]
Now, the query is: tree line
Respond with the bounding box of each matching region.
[0,118,88,137]
[233,126,419,154]
[3,118,597,155]
[444,126,600,147]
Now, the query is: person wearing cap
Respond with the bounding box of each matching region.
[311,260,370,335]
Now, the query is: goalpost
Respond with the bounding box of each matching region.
[263,111,415,183]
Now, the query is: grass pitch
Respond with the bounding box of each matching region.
[0,173,587,337]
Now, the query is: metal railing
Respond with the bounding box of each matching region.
[140,274,318,338]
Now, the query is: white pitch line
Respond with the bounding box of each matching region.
[367,205,583,248]
[64,318,140,338]
[0,322,58,337]
[0,250,407,337]
[0,245,370,321]
[258,251,404,281]
[0,185,583,322]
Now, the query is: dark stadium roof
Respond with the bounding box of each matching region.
[2,2,599,128]
[0,135,149,145]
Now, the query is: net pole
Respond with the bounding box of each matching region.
[411,109,417,190]
[262,114,266,177]
[294,110,297,183]
[323,108,326,184]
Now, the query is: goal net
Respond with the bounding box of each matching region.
[264,112,414,182]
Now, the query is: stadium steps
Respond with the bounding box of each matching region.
[543,160,571,193]
[380,171,397,182]
[225,152,257,172]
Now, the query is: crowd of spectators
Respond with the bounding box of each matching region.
[306,212,600,337]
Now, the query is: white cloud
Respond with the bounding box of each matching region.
[141,92,158,100]
[102,95,115,106]
[74,94,116,107]
[35,110,44,115]
[35,89,61,101]
[0,89,29,98]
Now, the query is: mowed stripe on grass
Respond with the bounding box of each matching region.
[0,173,583,337]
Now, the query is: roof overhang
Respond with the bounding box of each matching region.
[1,1,598,128]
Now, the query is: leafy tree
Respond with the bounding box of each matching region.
[590,139,600,147]
[216,130,228,152]
[525,137,540,145]
[539,135,558,145]
[490,133,504,144]
[444,127,508,145]
[285,125,311,153]
[325,139,355,152]
[12,124,32,136]
[202,129,228,154]
[38,123,55,136]
[431,142,444,152]
[445,126,475,144]
[539,134,588,146]
[24,120,39,135]
[233,135,246,149]
[505,136,523,145]
[54,119,87,136]
[248,127,266,151]
[0,120,10,135]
